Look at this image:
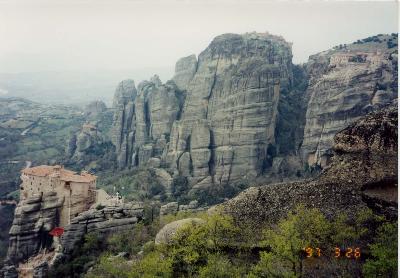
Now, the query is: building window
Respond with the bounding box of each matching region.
[66,181,71,186]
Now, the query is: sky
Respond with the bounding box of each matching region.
[0,0,398,79]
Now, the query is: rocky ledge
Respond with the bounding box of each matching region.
[60,203,144,254]
[2,202,144,278]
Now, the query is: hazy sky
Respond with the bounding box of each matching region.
[0,0,398,78]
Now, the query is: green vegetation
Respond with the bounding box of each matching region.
[61,206,397,278]
[97,168,167,202]
[363,222,398,277]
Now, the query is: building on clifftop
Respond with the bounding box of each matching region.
[20,165,97,227]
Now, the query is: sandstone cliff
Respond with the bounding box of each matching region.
[7,192,63,264]
[301,34,398,166]
[3,198,144,277]
[111,32,296,193]
[165,32,293,191]
[111,79,137,168]
[110,32,397,197]
[222,104,397,226]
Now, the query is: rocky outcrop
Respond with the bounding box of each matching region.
[65,122,110,170]
[3,200,144,277]
[165,32,293,191]
[159,202,179,216]
[7,192,63,264]
[60,203,144,254]
[109,32,397,197]
[110,32,294,191]
[66,123,105,158]
[111,77,184,169]
[111,80,137,168]
[172,54,197,91]
[155,218,204,244]
[301,34,398,167]
[222,105,397,226]
[0,265,17,278]
[85,100,107,118]
[159,200,204,216]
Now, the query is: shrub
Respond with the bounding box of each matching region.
[198,254,242,278]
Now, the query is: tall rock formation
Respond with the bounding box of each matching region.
[110,32,397,196]
[111,76,184,169]
[301,34,398,166]
[165,32,293,190]
[7,192,63,263]
[111,80,137,168]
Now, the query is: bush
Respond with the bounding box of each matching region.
[85,255,131,278]
[198,254,243,278]
[131,251,173,278]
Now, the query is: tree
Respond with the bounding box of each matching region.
[363,222,397,278]
[250,205,331,277]
[165,212,240,276]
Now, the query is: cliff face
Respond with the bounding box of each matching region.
[111,32,295,192]
[223,104,397,225]
[166,33,293,190]
[3,197,144,277]
[111,79,137,168]
[7,192,63,264]
[60,203,144,254]
[301,34,398,166]
[110,76,184,169]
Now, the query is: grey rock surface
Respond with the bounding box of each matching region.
[111,77,184,168]
[159,202,179,216]
[7,193,64,264]
[111,79,137,168]
[0,265,18,278]
[172,54,198,91]
[60,203,144,254]
[165,32,293,190]
[65,123,105,165]
[222,105,398,226]
[109,32,398,196]
[301,34,398,166]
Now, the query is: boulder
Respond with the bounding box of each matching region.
[155,218,205,244]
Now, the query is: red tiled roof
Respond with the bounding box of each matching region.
[22,165,96,183]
